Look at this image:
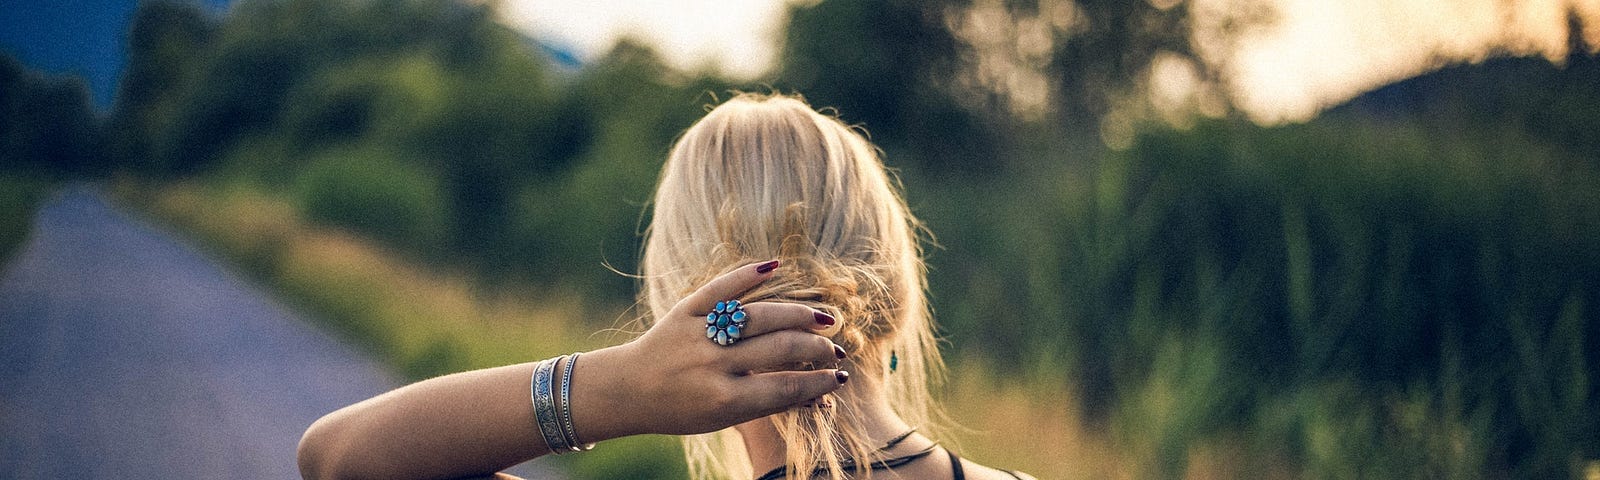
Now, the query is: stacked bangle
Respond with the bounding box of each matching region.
[558,352,596,452]
[530,353,595,454]
[530,356,569,453]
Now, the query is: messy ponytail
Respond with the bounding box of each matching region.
[640,93,945,479]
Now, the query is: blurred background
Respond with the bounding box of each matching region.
[3,0,1599,478]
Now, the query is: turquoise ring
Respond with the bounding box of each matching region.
[705,299,748,346]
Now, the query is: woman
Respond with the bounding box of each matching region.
[297,93,1029,479]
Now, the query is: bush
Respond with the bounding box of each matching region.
[1,55,104,177]
[295,149,450,253]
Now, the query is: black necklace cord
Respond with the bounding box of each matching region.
[880,427,918,451]
[753,427,929,480]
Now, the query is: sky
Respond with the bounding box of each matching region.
[1219,0,1600,122]
[498,0,1600,124]
[494,0,793,80]
[0,0,232,108]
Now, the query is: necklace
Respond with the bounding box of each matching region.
[753,428,933,480]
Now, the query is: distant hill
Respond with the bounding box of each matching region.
[1325,52,1600,157]
[0,0,230,110]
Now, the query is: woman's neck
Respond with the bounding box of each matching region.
[735,378,917,477]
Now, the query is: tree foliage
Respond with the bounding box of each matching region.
[776,0,1000,173]
[1,54,103,176]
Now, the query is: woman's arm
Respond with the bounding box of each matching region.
[297,261,847,480]
[297,361,555,480]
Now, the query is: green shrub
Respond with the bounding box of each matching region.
[295,148,450,253]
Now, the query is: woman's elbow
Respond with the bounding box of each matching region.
[298,413,355,480]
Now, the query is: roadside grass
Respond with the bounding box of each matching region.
[117,179,600,369]
[0,174,56,269]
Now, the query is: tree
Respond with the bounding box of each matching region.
[776,0,1000,174]
[107,0,217,173]
[1,54,104,176]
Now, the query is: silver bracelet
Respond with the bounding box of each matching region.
[558,352,595,452]
[530,356,571,453]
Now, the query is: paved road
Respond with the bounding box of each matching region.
[0,186,561,479]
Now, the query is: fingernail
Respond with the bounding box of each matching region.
[755,260,780,274]
[835,370,850,384]
[833,344,847,359]
[813,311,835,326]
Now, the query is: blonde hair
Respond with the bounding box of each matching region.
[640,93,946,479]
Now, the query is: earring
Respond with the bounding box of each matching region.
[889,350,898,373]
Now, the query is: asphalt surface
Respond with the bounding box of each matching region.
[0,186,561,479]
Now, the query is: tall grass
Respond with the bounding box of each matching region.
[912,117,1600,478]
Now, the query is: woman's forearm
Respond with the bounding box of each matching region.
[296,355,579,480]
[295,343,681,480]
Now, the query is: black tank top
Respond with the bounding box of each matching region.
[949,449,1030,480]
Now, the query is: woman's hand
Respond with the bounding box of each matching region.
[571,260,848,438]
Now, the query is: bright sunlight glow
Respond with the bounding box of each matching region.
[496,0,1600,124]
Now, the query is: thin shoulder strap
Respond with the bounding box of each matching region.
[945,449,1033,480]
[947,449,966,480]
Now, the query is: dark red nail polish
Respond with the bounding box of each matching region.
[813,311,835,326]
[835,370,850,384]
[833,344,847,359]
[755,260,780,274]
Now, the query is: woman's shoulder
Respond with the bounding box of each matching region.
[1005,470,1039,480]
